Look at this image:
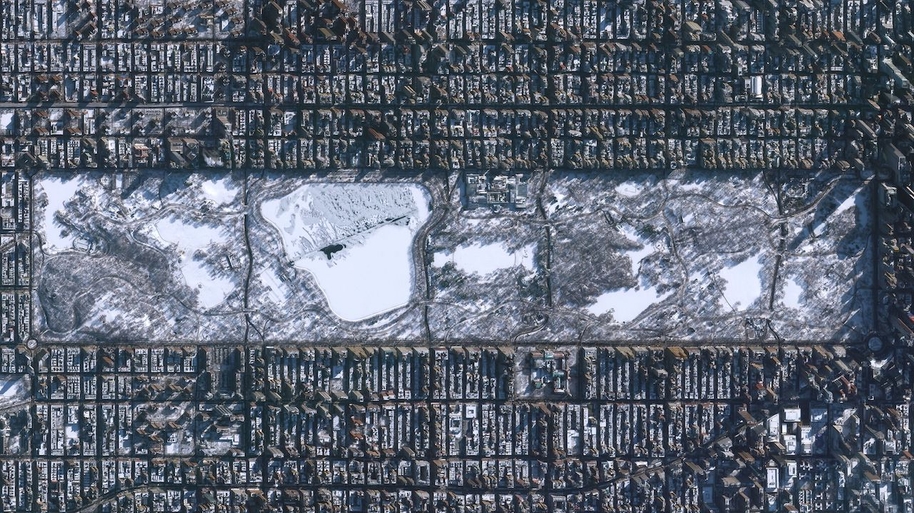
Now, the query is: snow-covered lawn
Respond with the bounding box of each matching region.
[433,242,535,276]
[584,223,669,323]
[36,174,82,252]
[587,286,673,322]
[619,224,655,277]
[154,216,235,309]
[783,276,804,309]
[718,256,764,311]
[200,175,239,205]
[615,182,643,197]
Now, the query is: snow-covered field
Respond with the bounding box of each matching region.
[35,174,84,252]
[429,170,873,343]
[432,242,536,276]
[588,286,673,322]
[200,176,239,205]
[154,216,235,309]
[541,171,873,342]
[33,172,248,342]
[718,256,764,312]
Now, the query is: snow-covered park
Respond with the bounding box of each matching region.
[33,171,435,342]
[32,169,873,344]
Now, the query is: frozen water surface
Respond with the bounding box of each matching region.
[261,183,431,321]
[296,224,415,321]
[262,183,428,260]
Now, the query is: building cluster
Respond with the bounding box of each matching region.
[0,170,29,346]
[0,343,898,511]
[0,0,911,174]
[464,172,528,209]
[0,0,913,511]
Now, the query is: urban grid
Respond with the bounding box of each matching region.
[0,0,913,512]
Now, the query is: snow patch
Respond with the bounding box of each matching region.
[835,184,865,216]
[587,286,673,322]
[546,189,570,215]
[615,182,642,197]
[258,268,288,304]
[200,176,238,205]
[783,277,803,309]
[719,256,763,311]
[619,225,654,277]
[37,174,82,252]
[154,216,234,309]
[434,242,536,276]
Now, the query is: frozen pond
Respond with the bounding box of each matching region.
[261,183,431,321]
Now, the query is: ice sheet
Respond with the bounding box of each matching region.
[296,224,414,321]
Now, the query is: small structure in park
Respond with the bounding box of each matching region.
[530,350,568,395]
[464,172,528,210]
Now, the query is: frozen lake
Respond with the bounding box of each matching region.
[261,183,431,321]
[295,224,416,321]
